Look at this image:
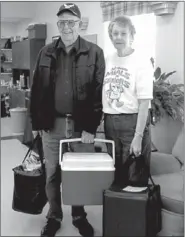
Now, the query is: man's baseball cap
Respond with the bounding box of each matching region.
[57,3,81,18]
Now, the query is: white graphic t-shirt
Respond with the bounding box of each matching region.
[102,51,154,114]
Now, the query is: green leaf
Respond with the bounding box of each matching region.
[163,71,176,80]
[150,57,154,68]
[159,73,166,81]
[154,67,161,80]
[150,60,183,124]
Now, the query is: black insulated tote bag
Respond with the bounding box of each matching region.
[12,133,47,214]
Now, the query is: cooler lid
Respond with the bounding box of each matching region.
[61,152,115,171]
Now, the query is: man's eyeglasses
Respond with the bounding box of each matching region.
[57,20,80,28]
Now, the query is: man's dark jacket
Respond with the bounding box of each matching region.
[30,36,105,134]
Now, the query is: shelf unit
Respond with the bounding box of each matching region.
[12,38,45,88]
[1,49,12,51]
[1,37,13,83]
[2,61,12,63]
[1,37,11,40]
[1,73,12,75]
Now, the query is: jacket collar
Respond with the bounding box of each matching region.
[56,36,80,53]
[45,36,90,59]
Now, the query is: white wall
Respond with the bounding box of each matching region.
[1,2,36,19]
[78,2,104,48]
[1,22,18,38]
[16,19,34,38]
[1,20,34,39]
[155,2,184,84]
[1,2,36,38]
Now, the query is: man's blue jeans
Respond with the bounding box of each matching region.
[42,118,87,221]
[104,113,151,185]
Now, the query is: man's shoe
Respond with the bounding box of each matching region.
[41,218,61,237]
[72,217,94,237]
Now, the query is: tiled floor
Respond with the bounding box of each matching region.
[1,118,103,236]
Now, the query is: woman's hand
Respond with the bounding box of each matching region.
[129,134,142,157]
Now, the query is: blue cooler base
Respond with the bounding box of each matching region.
[62,170,114,205]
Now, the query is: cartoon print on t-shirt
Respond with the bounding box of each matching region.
[104,66,131,108]
[106,82,124,107]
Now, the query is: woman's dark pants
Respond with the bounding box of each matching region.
[104,113,151,186]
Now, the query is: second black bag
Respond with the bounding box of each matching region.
[127,154,149,187]
[12,133,47,215]
[103,178,162,237]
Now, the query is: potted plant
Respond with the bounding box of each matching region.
[150,57,184,125]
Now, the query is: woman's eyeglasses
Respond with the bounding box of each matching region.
[57,20,80,29]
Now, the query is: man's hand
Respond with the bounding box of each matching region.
[81,131,95,143]
[32,131,42,139]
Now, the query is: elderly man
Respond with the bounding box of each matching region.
[30,3,105,237]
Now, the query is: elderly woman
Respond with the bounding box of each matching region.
[102,15,154,185]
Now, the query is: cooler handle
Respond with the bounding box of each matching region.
[59,138,115,166]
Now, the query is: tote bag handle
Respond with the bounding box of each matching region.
[22,133,44,166]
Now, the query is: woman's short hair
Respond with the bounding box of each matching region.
[108,16,136,41]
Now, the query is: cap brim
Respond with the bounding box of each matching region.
[57,9,79,17]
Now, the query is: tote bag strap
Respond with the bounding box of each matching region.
[22,133,43,165]
[36,133,44,167]
[149,173,155,186]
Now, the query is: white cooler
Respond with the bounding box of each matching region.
[59,138,115,205]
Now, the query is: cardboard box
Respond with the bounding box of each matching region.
[27,24,46,39]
